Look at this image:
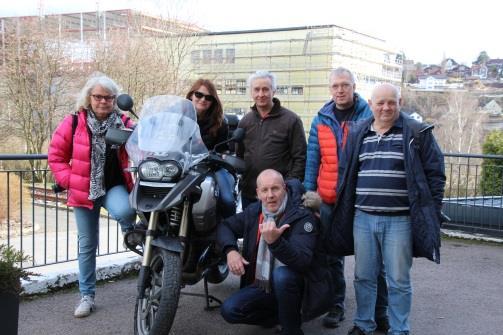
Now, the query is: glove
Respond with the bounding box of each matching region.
[302,191,322,211]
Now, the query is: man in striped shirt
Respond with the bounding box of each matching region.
[339,83,445,335]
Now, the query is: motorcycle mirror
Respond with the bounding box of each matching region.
[117,94,134,111]
[117,94,139,119]
[231,128,245,142]
[212,127,245,153]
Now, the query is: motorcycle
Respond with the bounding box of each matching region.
[108,94,245,334]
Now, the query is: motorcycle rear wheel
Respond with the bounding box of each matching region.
[134,248,182,335]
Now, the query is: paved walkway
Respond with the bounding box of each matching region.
[19,238,503,335]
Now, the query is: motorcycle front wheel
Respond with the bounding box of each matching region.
[134,247,182,335]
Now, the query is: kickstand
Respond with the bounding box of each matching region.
[181,275,222,311]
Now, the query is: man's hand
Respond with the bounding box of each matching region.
[302,191,322,212]
[260,219,290,244]
[226,250,249,276]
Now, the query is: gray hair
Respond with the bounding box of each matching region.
[247,70,277,91]
[329,67,355,84]
[75,73,120,111]
[371,83,401,101]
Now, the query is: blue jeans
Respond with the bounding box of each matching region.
[215,168,236,219]
[221,266,304,335]
[74,185,136,296]
[320,203,388,318]
[353,210,412,335]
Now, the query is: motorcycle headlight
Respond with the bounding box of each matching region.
[138,160,181,182]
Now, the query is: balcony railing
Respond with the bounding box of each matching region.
[0,154,127,270]
[1,152,502,270]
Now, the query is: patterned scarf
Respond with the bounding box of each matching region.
[86,110,124,200]
[255,194,288,293]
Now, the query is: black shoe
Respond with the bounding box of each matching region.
[375,317,390,332]
[322,306,345,328]
[347,325,373,335]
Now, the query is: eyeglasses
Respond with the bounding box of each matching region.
[331,83,352,91]
[91,94,116,102]
[193,91,215,102]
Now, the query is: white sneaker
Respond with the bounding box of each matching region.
[74,295,95,318]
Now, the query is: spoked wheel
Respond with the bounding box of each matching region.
[134,248,182,335]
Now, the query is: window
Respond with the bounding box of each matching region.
[237,79,246,95]
[291,86,304,95]
[225,79,236,94]
[202,50,212,64]
[277,86,288,95]
[191,50,200,64]
[214,49,223,64]
[225,48,235,64]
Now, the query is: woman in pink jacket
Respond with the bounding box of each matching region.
[48,74,135,318]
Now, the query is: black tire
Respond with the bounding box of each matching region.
[134,248,182,335]
[206,258,229,284]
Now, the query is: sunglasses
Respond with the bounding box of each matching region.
[193,91,215,102]
[91,94,116,102]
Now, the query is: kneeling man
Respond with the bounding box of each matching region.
[217,169,319,335]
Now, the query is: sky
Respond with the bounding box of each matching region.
[1,0,501,65]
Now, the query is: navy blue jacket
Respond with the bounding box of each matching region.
[217,179,319,287]
[327,112,445,263]
[217,179,333,320]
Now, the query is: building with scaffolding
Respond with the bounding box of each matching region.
[190,25,403,127]
[0,9,203,65]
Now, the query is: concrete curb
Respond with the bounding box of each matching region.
[21,252,141,295]
[441,228,503,244]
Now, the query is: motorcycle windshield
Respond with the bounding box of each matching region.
[126,95,208,171]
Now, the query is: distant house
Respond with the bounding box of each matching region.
[442,58,458,71]
[471,63,488,79]
[483,100,502,115]
[486,59,503,79]
[422,65,443,76]
[447,64,471,79]
[417,75,448,90]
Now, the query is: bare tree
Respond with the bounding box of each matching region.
[436,91,486,154]
[0,18,77,177]
[91,12,201,111]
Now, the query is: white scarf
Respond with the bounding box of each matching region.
[255,194,288,293]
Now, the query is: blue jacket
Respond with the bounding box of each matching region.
[327,112,445,263]
[217,179,332,320]
[304,94,371,203]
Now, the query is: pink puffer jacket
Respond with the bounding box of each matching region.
[48,109,134,209]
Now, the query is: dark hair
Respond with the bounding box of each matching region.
[186,79,224,137]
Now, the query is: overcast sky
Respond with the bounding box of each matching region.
[1,0,501,65]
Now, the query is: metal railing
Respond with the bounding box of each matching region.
[0,154,127,269]
[443,153,503,237]
[1,153,503,270]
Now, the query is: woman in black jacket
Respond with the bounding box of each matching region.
[186,79,235,218]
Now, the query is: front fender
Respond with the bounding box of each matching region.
[151,236,185,253]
